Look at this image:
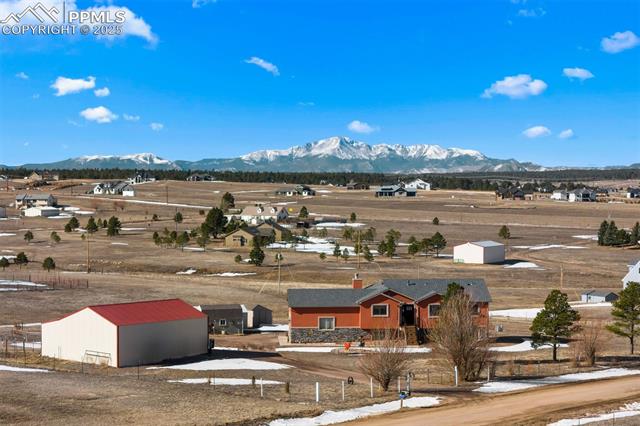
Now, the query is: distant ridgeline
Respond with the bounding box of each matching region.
[1,167,638,191]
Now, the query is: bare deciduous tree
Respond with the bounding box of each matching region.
[429,292,493,381]
[577,321,603,366]
[357,329,410,392]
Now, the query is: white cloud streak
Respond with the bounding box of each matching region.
[244,56,280,76]
[558,129,575,139]
[80,106,117,124]
[482,74,547,99]
[15,71,29,80]
[51,76,95,96]
[601,30,639,54]
[522,125,551,138]
[94,87,110,97]
[347,120,379,134]
[562,67,594,81]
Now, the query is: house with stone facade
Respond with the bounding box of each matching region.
[287,275,491,344]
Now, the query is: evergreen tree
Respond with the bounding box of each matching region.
[42,257,56,272]
[408,240,421,257]
[421,238,432,258]
[606,282,640,354]
[86,217,99,234]
[630,222,640,246]
[64,223,72,233]
[432,217,440,225]
[176,231,190,251]
[498,225,511,241]
[106,216,121,237]
[597,220,609,245]
[220,192,235,211]
[430,232,447,257]
[384,236,396,258]
[299,206,309,218]
[603,221,618,246]
[317,227,328,238]
[319,252,327,261]
[249,237,265,266]
[333,243,341,261]
[152,231,160,246]
[0,257,9,270]
[23,230,34,244]
[50,231,61,244]
[203,207,227,238]
[342,227,354,241]
[443,282,464,303]
[363,245,374,262]
[67,216,80,230]
[174,211,183,225]
[350,212,357,222]
[152,214,159,221]
[15,252,28,268]
[234,254,242,263]
[341,248,350,262]
[530,290,580,361]
[377,239,387,256]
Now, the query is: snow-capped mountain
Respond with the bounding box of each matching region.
[12,137,544,173]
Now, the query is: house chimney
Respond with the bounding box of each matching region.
[352,273,363,289]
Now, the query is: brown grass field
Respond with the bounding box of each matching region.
[0,179,639,425]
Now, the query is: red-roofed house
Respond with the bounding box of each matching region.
[42,299,208,367]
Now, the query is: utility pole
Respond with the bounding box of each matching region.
[560,264,564,290]
[277,251,282,295]
[165,184,169,205]
[86,234,90,274]
[357,230,361,271]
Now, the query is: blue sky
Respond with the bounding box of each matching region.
[1,0,639,167]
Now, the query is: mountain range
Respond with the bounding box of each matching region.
[4,137,554,173]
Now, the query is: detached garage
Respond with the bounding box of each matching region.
[42,299,208,367]
[453,240,505,264]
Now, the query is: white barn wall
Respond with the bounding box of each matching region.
[453,242,505,264]
[42,308,118,366]
[118,318,207,367]
[482,245,505,264]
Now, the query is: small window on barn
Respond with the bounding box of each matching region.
[472,304,480,315]
[318,317,335,330]
[428,304,440,318]
[372,304,389,317]
[219,319,227,326]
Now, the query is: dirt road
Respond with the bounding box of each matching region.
[349,376,640,425]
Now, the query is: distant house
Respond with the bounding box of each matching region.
[346,180,369,190]
[581,290,618,304]
[248,305,273,328]
[623,259,640,289]
[405,179,431,191]
[551,190,569,201]
[127,171,156,185]
[15,193,57,209]
[275,184,316,197]
[91,181,135,197]
[186,174,215,182]
[199,304,245,334]
[374,185,417,197]
[496,187,525,200]
[23,206,60,217]
[569,188,597,202]
[626,188,640,199]
[224,226,277,248]
[239,204,289,224]
[256,221,291,241]
[25,171,59,182]
[453,241,505,264]
[287,275,491,343]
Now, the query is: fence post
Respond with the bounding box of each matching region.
[397,376,401,392]
[370,377,374,398]
[341,381,345,402]
[454,366,459,387]
[315,382,319,403]
[260,378,264,398]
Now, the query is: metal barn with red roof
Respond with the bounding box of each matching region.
[42,299,208,367]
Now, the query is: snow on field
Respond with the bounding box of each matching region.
[0,280,47,288]
[111,242,129,246]
[267,237,373,256]
[121,227,146,231]
[149,358,292,371]
[269,396,440,426]
[513,244,586,251]
[474,368,640,394]
[571,302,612,308]
[47,215,73,219]
[10,341,41,349]
[489,308,542,319]
[0,233,16,237]
[169,377,282,385]
[76,196,211,210]
[276,346,431,354]
[573,235,598,241]
[257,324,289,332]
[183,247,205,252]
[214,346,240,351]
[548,402,640,426]
[0,364,50,373]
[208,272,257,277]
[176,268,197,275]
[314,222,366,228]
[504,262,544,269]
[316,190,332,193]
[490,339,568,353]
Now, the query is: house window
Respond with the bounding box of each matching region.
[318,317,335,330]
[372,304,389,317]
[472,304,481,315]
[219,319,227,326]
[428,304,440,318]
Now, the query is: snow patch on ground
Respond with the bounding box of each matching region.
[0,233,16,237]
[257,324,289,332]
[0,280,47,288]
[513,244,586,251]
[183,247,205,252]
[208,272,257,277]
[169,377,282,385]
[572,235,598,241]
[548,402,640,426]
[269,396,440,426]
[314,222,366,228]
[490,308,542,319]
[121,227,146,231]
[474,368,640,394]
[504,262,543,269]
[276,346,431,353]
[149,358,291,371]
[176,268,197,275]
[268,237,375,256]
[316,190,332,193]
[490,339,568,353]
[0,364,49,373]
[111,242,129,246]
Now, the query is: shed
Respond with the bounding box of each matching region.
[623,259,640,289]
[23,206,60,217]
[249,304,273,328]
[453,240,505,264]
[581,290,618,303]
[199,304,245,334]
[41,299,207,367]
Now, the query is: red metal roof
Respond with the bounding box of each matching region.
[87,299,206,326]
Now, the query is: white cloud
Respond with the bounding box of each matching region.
[94,87,110,97]
[150,122,164,131]
[601,30,640,54]
[192,0,216,7]
[15,71,29,80]
[123,114,140,122]
[522,125,551,138]
[517,8,546,18]
[347,120,379,134]
[80,106,117,124]
[558,129,575,139]
[482,74,547,99]
[244,56,280,76]
[51,76,95,96]
[563,67,594,81]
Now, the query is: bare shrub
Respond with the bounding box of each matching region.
[357,329,410,392]
[577,321,603,367]
[429,292,493,381]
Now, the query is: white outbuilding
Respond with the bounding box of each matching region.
[42,299,208,367]
[23,206,60,217]
[405,178,431,191]
[453,240,505,264]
